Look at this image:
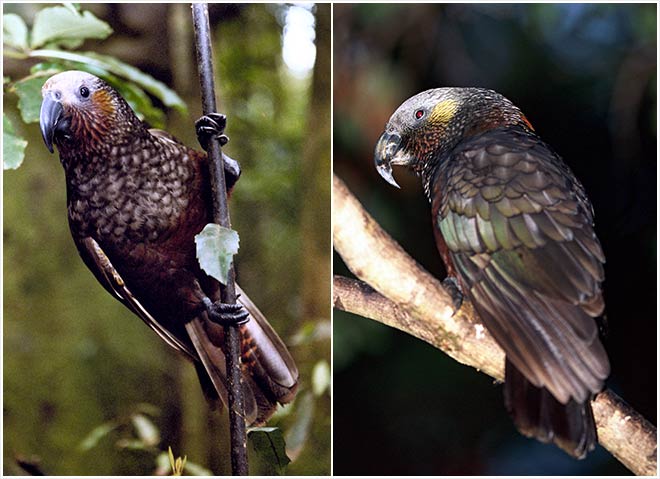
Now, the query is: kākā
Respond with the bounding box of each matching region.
[39,70,298,425]
[374,88,609,458]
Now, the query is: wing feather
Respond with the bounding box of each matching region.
[78,236,196,359]
[436,127,608,403]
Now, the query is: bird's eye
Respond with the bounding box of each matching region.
[415,109,425,120]
[80,86,90,98]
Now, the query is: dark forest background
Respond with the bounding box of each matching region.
[333,3,656,475]
[4,3,330,475]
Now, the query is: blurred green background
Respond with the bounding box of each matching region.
[334,3,656,475]
[4,3,330,475]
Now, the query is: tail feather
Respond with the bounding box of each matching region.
[504,359,597,459]
[184,286,299,426]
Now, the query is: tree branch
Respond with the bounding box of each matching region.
[192,4,247,475]
[332,173,657,476]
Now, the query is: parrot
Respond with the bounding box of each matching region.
[374,87,609,458]
[39,70,298,425]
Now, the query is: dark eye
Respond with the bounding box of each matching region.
[415,109,425,120]
[80,86,90,98]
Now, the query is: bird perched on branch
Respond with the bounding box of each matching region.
[39,70,298,425]
[374,88,609,458]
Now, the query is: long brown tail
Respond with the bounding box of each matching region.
[503,359,597,458]
[185,284,299,426]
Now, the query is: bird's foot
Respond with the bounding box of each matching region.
[203,297,250,326]
[442,276,463,313]
[195,112,229,151]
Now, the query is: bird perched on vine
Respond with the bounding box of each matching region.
[39,70,298,425]
[374,88,609,458]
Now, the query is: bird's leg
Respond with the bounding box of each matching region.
[195,112,241,190]
[442,276,464,313]
[202,296,250,326]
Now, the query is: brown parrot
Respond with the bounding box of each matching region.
[39,70,298,425]
[374,88,609,458]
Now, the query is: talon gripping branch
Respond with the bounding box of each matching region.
[40,70,298,425]
[375,88,609,458]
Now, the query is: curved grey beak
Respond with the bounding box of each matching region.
[40,94,64,153]
[374,131,404,188]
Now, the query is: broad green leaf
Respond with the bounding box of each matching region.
[31,6,112,49]
[3,13,28,50]
[13,72,55,124]
[3,114,28,170]
[248,427,291,475]
[30,49,187,112]
[131,413,160,447]
[195,223,240,285]
[284,391,314,461]
[311,360,330,396]
[77,420,118,451]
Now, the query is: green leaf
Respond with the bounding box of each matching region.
[195,223,240,285]
[131,413,160,447]
[3,114,28,170]
[29,49,187,112]
[13,72,56,124]
[284,391,314,461]
[3,13,28,50]
[77,420,118,451]
[311,360,330,397]
[248,427,291,475]
[31,6,112,49]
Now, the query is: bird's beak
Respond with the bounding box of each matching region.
[374,130,413,189]
[39,93,65,153]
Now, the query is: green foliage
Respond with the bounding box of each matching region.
[311,360,331,397]
[31,4,113,49]
[3,14,29,50]
[2,2,186,170]
[247,427,291,475]
[12,69,58,123]
[77,408,213,475]
[284,391,315,462]
[194,223,240,285]
[3,114,27,169]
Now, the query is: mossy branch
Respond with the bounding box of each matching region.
[332,173,656,476]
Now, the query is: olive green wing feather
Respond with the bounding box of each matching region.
[434,127,609,404]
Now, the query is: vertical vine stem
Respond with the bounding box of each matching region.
[191,3,248,475]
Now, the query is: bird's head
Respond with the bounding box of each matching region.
[374,88,533,188]
[40,70,138,154]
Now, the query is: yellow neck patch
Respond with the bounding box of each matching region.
[429,99,458,125]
